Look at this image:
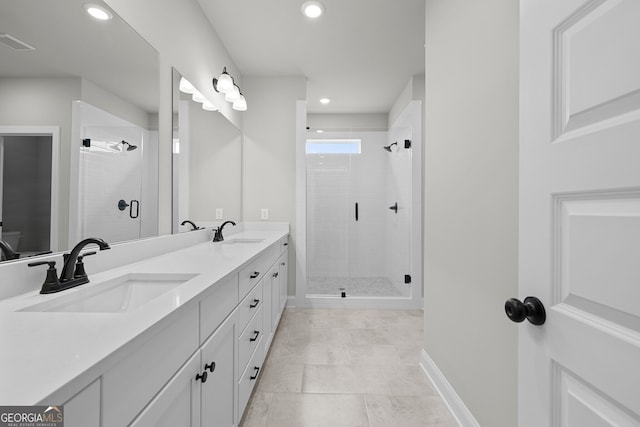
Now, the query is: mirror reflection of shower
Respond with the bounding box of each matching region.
[383,141,398,152]
[120,140,138,151]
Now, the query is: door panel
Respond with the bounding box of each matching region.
[520,0,640,425]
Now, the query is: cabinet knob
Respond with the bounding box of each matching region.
[196,371,208,383]
[205,362,216,373]
[250,272,260,279]
[250,366,260,380]
[272,272,279,278]
[249,299,260,308]
[281,262,286,266]
[250,330,260,342]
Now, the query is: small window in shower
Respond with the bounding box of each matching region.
[306,139,361,154]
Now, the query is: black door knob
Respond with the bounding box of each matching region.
[505,296,546,325]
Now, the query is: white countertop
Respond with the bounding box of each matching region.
[0,224,288,405]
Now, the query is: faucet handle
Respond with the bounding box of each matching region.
[74,251,97,279]
[28,261,61,293]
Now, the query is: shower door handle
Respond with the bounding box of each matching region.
[355,202,359,221]
[129,200,139,219]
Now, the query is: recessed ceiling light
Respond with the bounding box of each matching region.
[320,98,331,105]
[302,1,324,18]
[84,4,113,21]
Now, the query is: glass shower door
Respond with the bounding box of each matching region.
[79,125,144,243]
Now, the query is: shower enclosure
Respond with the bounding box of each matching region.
[76,101,157,244]
[305,129,414,302]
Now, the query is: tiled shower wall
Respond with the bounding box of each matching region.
[78,102,158,244]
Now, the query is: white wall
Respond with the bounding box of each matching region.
[188,100,242,222]
[242,76,306,294]
[423,0,518,426]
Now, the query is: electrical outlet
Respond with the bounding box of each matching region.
[215,208,223,220]
[261,208,269,220]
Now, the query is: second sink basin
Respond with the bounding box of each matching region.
[20,272,198,314]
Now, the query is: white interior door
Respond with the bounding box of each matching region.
[519,0,640,426]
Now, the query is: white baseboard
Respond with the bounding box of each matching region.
[419,349,480,427]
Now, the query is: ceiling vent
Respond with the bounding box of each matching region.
[0,33,35,51]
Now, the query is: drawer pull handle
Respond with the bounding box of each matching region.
[250,299,260,308]
[250,272,260,279]
[196,371,208,383]
[250,330,260,342]
[205,362,216,373]
[283,242,288,246]
[281,262,286,266]
[250,366,260,380]
[272,272,279,278]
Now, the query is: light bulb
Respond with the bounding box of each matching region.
[192,90,206,103]
[215,68,234,93]
[302,1,324,18]
[202,100,218,111]
[179,77,196,94]
[232,94,247,111]
[224,85,240,102]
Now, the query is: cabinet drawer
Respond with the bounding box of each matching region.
[238,280,263,335]
[279,236,289,255]
[238,254,267,299]
[238,305,263,371]
[238,335,265,417]
[102,308,199,427]
[200,274,239,343]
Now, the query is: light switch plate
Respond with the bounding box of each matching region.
[215,208,223,219]
[261,208,269,220]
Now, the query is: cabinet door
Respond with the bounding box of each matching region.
[278,251,288,312]
[271,266,280,332]
[201,311,237,427]
[130,352,201,427]
[262,270,273,351]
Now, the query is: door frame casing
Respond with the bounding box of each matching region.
[0,126,60,252]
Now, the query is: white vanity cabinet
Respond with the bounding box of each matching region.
[26,230,289,427]
[130,310,238,427]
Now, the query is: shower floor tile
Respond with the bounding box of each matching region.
[307,276,404,297]
[240,308,458,427]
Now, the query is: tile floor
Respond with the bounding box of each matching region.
[240,308,459,427]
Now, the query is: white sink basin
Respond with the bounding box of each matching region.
[20,273,198,313]
[221,238,264,245]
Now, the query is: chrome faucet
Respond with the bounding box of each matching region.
[213,221,236,242]
[29,237,110,294]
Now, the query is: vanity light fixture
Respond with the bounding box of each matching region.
[232,93,247,111]
[202,100,218,111]
[302,1,324,18]
[224,84,241,103]
[83,4,113,21]
[320,97,331,104]
[212,67,248,111]
[179,77,196,94]
[213,67,234,94]
[192,90,206,103]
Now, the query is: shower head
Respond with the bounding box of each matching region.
[120,140,138,151]
[383,142,398,152]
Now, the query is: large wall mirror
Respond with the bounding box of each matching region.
[0,0,159,262]
[171,68,242,233]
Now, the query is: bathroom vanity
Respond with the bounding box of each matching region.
[0,223,289,426]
